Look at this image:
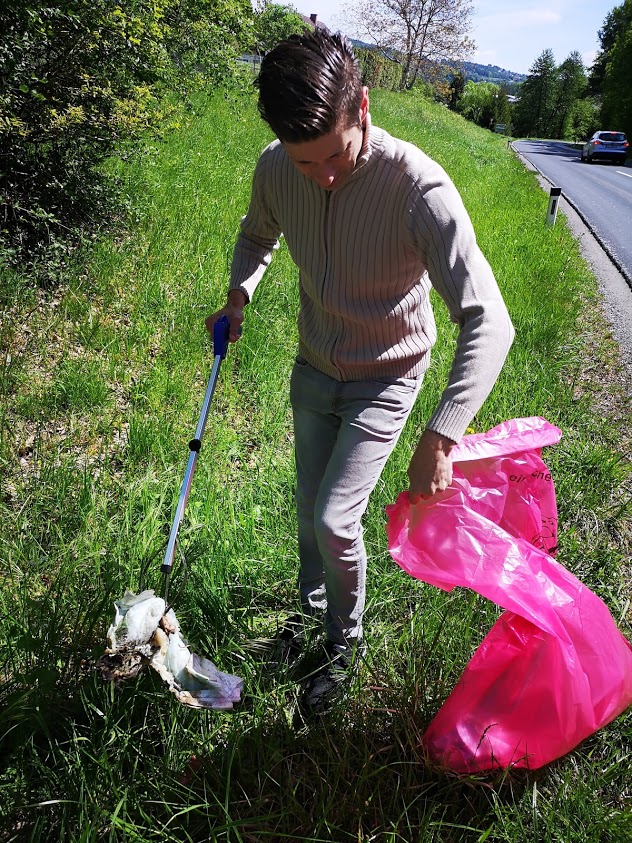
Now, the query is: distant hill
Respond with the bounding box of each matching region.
[350,40,526,93]
[459,61,525,84]
[459,61,526,90]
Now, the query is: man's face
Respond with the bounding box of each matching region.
[282,87,369,191]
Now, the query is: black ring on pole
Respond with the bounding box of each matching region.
[189,438,202,452]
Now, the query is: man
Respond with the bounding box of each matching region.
[206,30,514,710]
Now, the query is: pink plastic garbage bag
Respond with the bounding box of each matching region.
[386,417,632,772]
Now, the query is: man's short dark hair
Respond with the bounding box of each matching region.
[255,29,363,143]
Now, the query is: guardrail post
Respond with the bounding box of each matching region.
[546,187,562,226]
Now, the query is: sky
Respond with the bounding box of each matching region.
[296,0,620,75]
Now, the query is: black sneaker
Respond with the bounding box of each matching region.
[301,640,358,713]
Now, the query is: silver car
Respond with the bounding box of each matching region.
[581,131,628,165]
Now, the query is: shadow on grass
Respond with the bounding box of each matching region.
[2,632,630,843]
[177,697,534,842]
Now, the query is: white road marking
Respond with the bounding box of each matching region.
[617,171,632,178]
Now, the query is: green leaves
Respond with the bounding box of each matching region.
[0,0,254,280]
[251,3,308,55]
[512,49,591,140]
[601,7,632,138]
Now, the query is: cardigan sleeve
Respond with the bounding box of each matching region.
[407,166,515,441]
[229,144,283,303]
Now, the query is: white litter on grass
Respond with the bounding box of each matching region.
[99,589,243,710]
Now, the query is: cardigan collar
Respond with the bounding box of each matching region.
[347,112,384,183]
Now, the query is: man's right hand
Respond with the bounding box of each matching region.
[205,289,246,343]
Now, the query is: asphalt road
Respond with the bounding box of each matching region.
[514,140,632,284]
[513,139,632,376]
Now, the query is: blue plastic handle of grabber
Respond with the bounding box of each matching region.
[213,315,230,359]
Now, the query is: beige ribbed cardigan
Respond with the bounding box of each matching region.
[229,115,514,442]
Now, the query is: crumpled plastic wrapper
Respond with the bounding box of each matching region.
[97,589,243,709]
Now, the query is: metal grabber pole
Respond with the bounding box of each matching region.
[160,315,230,606]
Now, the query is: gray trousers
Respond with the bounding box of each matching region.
[289,356,423,648]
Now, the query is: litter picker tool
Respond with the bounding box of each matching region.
[161,315,230,606]
[97,315,243,709]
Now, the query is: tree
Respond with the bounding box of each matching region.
[253,2,308,56]
[355,47,402,90]
[341,0,475,91]
[601,21,632,137]
[457,80,496,126]
[447,70,466,111]
[567,98,599,142]
[513,49,557,137]
[495,88,512,133]
[455,81,510,131]
[589,0,632,96]
[550,52,587,139]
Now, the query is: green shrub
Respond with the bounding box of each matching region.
[250,2,309,54]
[356,46,401,91]
[0,0,252,280]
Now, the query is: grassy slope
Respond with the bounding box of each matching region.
[0,88,630,841]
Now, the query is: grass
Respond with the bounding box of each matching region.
[1,88,631,841]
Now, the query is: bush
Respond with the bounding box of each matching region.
[0,0,252,280]
[356,47,401,91]
[251,2,308,55]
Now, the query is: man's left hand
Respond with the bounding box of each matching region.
[408,429,455,503]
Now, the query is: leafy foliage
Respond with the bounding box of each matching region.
[566,96,600,143]
[589,0,632,97]
[456,80,511,131]
[447,70,466,110]
[251,2,308,55]
[600,2,632,137]
[163,0,253,83]
[511,49,594,141]
[550,52,588,139]
[0,0,252,279]
[355,46,401,91]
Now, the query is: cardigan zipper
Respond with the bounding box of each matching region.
[321,190,331,301]
[321,191,341,376]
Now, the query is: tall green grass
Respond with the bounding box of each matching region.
[1,89,630,841]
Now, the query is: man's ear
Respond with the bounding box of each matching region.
[360,86,369,124]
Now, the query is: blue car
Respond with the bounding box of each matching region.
[581,131,628,165]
